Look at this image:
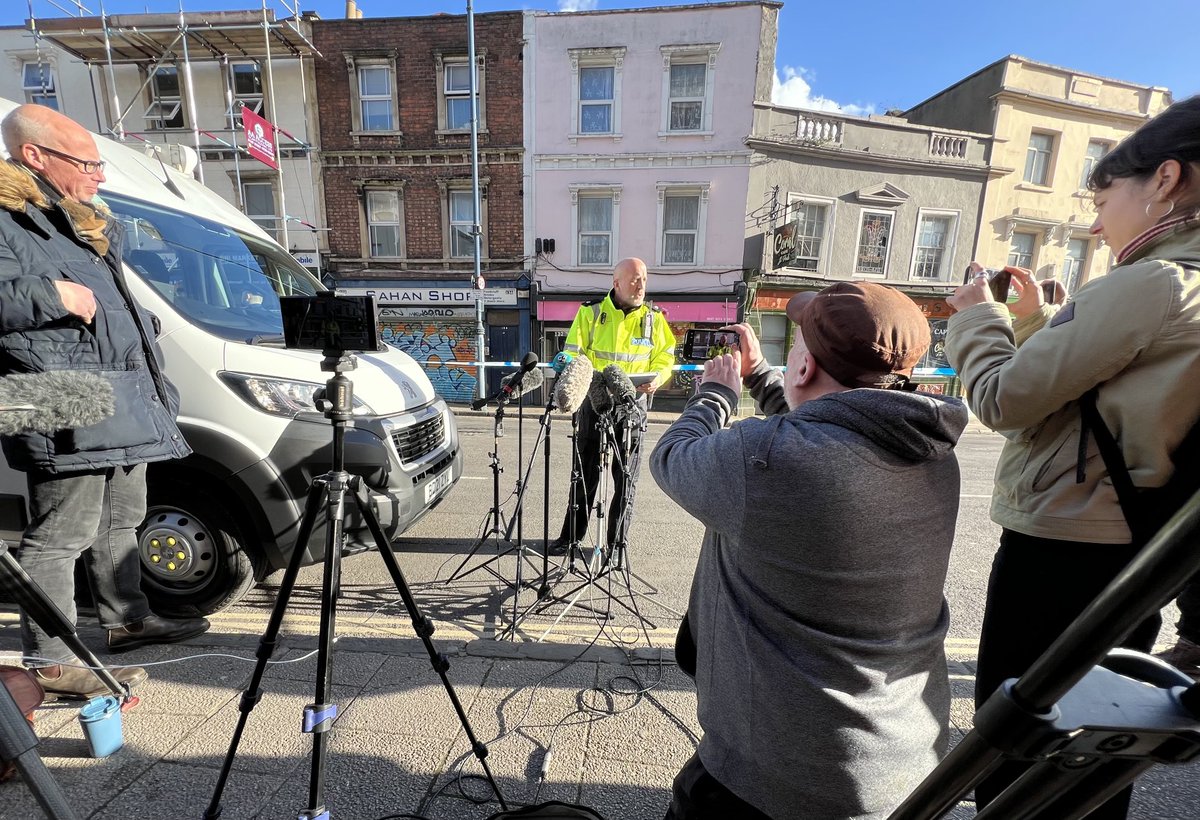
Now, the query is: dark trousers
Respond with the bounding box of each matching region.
[17,465,153,666]
[559,398,647,550]
[973,529,1160,818]
[663,753,772,820]
[1175,579,1200,644]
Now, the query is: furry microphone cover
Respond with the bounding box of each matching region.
[0,371,116,434]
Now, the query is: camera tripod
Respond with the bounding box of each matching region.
[205,352,504,820]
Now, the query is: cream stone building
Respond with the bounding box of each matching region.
[905,56,1172,293]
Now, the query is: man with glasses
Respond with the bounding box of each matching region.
[0,104,207,700]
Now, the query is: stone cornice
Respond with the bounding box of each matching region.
[535,150,751,170]
[746,136,991,178]
[993,88,1154,126]
[321,150,523,167]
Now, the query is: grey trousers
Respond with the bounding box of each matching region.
[17,464,153,666]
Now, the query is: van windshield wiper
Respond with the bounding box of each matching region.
[247,334,286,346]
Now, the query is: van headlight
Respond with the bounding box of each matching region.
[220,373,375,418]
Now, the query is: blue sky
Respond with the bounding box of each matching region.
[10,0,1196,110]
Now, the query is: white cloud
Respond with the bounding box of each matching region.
[557,0,599,10]
[772,65,875,117]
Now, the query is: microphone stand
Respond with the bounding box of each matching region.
[444,402,512,585]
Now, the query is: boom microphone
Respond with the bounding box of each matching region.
[601,364,638,406]
[501,367,545,401]
[0,370,116,434]
[471,351,539,410]
[552,353,592,413]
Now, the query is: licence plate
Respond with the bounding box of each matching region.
[424,469,452,503]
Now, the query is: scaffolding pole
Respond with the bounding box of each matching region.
[222,55,245,212]
[262,0,288,250]
[178,4,204,183]
[98,1,122,138]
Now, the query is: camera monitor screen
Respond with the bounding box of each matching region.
[280,294,381,353]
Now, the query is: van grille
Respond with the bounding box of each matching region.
[391,413,445,464]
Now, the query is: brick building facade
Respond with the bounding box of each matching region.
[313,12,526,403]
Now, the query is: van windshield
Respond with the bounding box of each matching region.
[103,191,320,343]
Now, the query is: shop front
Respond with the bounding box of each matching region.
[338,281,531,404]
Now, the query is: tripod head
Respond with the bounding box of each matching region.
[314,351,358,423]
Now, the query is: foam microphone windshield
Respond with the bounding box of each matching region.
[553,353,592,413]
[0,371,116,435]
[602,364,637,405]
[502,366,545,400]
[587,370,613,415]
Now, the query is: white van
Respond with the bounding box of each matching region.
[0,100,462,614]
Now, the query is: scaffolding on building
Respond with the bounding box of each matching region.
[24,0,321,253]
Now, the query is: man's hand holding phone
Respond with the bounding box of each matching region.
[718,323,762,378]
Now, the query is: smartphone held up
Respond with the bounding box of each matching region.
[683,329,740,363]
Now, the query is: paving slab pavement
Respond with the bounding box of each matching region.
[0,623,980,820]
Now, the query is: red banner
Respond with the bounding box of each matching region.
[241,106,278,170]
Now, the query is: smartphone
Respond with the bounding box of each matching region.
[963,266,1012,303]
[683,329,740,363]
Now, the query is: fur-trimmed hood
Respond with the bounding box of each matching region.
[0,160,49,213]
[0,160,111,255]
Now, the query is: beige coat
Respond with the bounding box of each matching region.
[946,214,1200,543]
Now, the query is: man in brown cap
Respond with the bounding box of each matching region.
[651,281,968,820]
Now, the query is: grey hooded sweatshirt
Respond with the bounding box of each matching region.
[650,374,967,820]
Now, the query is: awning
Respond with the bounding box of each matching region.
[537,300,738,323]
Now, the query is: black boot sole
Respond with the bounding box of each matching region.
[107,625,210,654]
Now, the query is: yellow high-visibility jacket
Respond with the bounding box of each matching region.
[565,291,676,388]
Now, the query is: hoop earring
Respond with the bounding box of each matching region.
[1145,199,1176,220]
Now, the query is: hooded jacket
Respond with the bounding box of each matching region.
[650,377,967,820]
[0,160,189,473]
[945,212,1200,543]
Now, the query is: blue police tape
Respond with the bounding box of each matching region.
[404,361,956,376]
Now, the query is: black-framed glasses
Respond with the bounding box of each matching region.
[34,144,106,175]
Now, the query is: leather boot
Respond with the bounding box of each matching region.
[107,613,210,653]
[33,663,147,700]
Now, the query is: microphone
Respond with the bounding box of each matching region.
[602,364,637,406]
[552,353,592,413]
[550,351,573,376]
[587,370,613,415]
[0,371,116,435]
[471,351,539,410]
[501,367,544,401]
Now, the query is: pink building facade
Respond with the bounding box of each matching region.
[523,2,781,377]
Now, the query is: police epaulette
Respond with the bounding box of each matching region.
[581,297,603,307]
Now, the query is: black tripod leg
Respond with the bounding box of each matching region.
[0,684,76,820]
[351,477,508,810]
[0,549,127,701]
[204,478,328,820]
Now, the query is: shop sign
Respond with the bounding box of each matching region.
[337,286,517,307]
[772,220,800,269]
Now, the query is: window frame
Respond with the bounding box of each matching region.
[439,180,488,261]
[655,183,709,267]
[1023,131,1056,186]
[21,60,58,109]
[435,53,486,135]
[1063,236,1091,293]
[908,208,960,282]
[568,47,625,143]
[363,188,405,260]
[783,193,836,274]
[345,54,401,136]
[570,184,621,268]
[241,180,278,241]
[1079,139,1111,190]
[145,66,185,130]
[658,44,720,138]
[229,60,266,128]
[854,208,895,278]
[1008,231,1039,270]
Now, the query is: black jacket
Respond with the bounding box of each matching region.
[0,162,189,474]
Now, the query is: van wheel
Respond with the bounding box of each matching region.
[137,487,256,616]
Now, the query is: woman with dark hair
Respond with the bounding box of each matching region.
[945,95,1200,818]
